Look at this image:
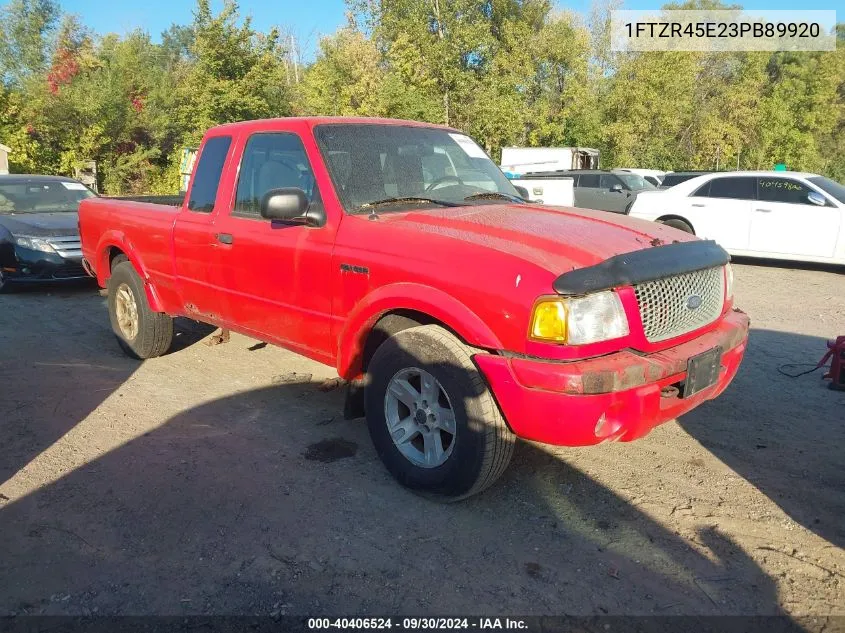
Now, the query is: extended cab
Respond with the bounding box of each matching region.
[79,117,750,500]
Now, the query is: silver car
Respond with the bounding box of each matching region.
[568,170,657,213]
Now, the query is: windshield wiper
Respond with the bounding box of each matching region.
[463,192,525,203]
[353,197,462,214]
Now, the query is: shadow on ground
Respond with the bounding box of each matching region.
[678,328,845,550]
[0,283,134,484]
[0,321,812,622]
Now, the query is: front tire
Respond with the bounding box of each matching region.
[365,325,515,501]
[107,260,173,359]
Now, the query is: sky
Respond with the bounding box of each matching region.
[54,0,843,60]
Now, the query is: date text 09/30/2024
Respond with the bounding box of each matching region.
[307,618,528,630]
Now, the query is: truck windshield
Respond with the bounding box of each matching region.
[0,180,95,214]
[314,124,521,213]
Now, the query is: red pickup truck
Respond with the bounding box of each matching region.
[79,117,750,500]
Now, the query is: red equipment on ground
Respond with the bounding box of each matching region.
[821,336,845,391]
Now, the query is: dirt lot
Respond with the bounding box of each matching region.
[0,261,843,621]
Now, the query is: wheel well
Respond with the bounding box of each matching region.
[344,310,470,421]
[107,247,128,271]
[656,215,695,234]
[361,309,460,373]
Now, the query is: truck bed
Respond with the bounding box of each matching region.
[79,197,180,292]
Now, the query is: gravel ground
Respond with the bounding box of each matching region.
[0,261,843,622]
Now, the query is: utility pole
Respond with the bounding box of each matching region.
[432,0,450,126]
[291,34,299,84]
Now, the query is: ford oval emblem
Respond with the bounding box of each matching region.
[686,294,703,310]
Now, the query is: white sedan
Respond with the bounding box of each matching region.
[628,171,845,265]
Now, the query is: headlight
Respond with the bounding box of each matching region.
[529,291,629,345]
[725,263,734,301]
[14,236,56,253]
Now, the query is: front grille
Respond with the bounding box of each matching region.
[634,266,725,343]
[46,235,82,260]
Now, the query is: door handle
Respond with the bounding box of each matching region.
[691,203,706,207]
[754,208,772,213]
[215,233,234,245]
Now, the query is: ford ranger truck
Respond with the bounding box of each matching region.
[79,117,750,500]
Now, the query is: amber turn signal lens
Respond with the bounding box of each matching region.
[529,299,567,342]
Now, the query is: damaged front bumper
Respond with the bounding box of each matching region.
[474,308,750,446]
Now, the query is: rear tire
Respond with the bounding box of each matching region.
[658,218,694,233]
[365,325,515,501]
[107,260,173,359]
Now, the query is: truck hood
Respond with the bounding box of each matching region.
[378,203,694,273]
[0,212,79,237]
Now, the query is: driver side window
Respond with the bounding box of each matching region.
[757,177,817,205]
[234,133,320,219]
[599,174,622,189]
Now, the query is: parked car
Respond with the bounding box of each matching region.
[0,175,96,291]
[658,171,712,189]
[617,168,665,187]
[628,171,845,265]
[565,169,656,213]
[79,117,750,500]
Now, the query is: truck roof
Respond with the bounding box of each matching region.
[208,116,459,134]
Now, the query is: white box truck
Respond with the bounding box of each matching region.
[501,147,600,173]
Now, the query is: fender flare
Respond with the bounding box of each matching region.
[336,282,503,380]
[95,230,164,312]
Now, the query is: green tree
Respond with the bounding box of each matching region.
[298,27,389,117]
[0,0,60,85]
[176,0,293,141]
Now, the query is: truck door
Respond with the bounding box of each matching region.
[208,130,337,362]
[172,134,235,323]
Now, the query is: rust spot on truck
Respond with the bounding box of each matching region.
[184,303,219,321]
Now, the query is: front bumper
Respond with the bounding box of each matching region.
[0,245,90,283]
[474,309,750,446]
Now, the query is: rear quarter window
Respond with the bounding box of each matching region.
[188,136,233,212]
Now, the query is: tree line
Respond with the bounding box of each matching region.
[1,0,843,195]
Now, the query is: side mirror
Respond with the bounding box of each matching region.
[259,187,326,227]
[514,185,530,200]
[610,183,623,193]
[807,191,826,207]
[260,188,309,221]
